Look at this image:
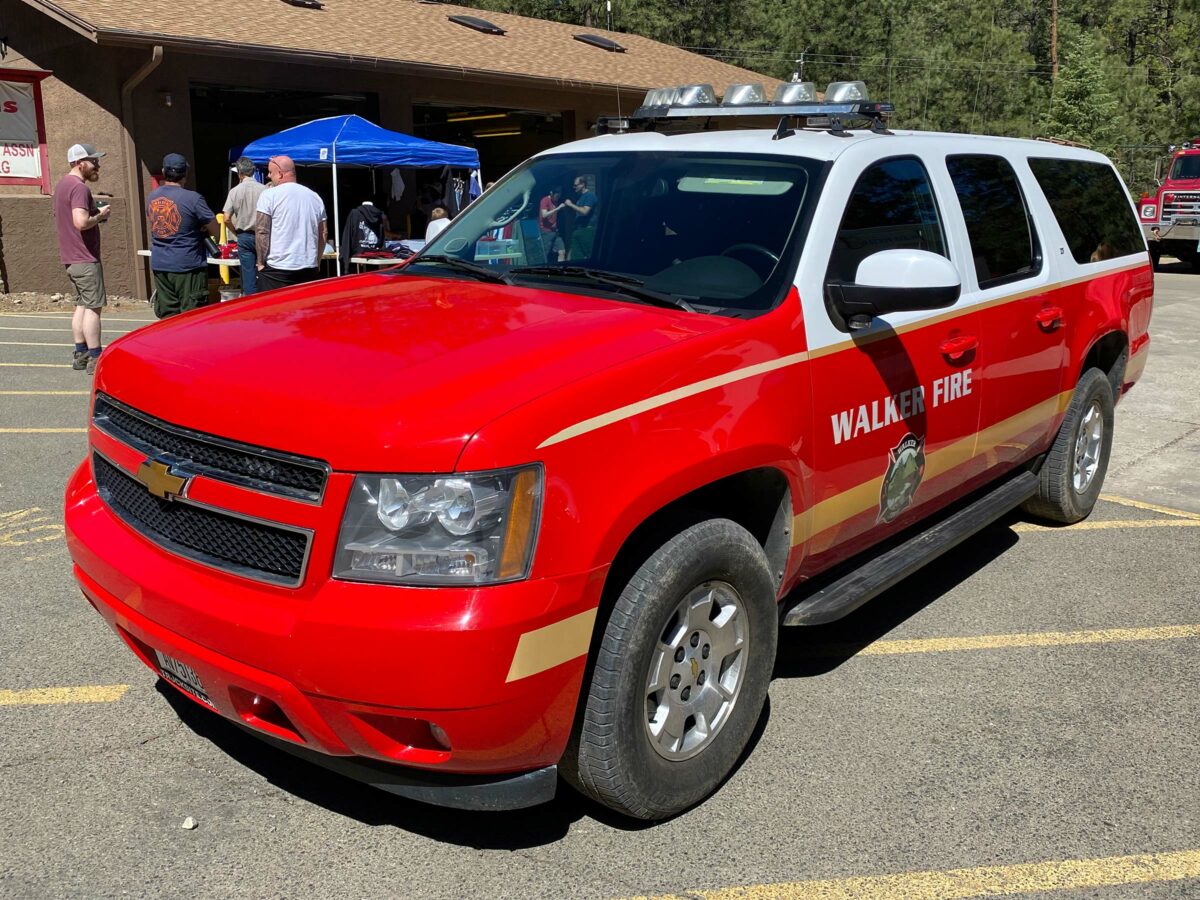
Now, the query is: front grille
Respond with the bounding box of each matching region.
[93,453,311,587]
[93,394,328,503]
[1164,193,1200,221]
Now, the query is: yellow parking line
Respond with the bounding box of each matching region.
[0,685,129,706]
[639,848,1200,900]
[0,314,153,323]
[1012,518,1200,532]
[0,390,89,395]
[821,624,1200,658]
[0,428,87,433]
[1100,493,1200,520]
[0,326,133,334]
[0,362,71,368]
[0,341,70,347]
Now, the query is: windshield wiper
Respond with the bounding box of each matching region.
[406,254,512,284]
[508,265,696,313]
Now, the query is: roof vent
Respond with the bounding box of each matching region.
[573,34,626,53]
[281,0,323,8]
[448,14,506,36]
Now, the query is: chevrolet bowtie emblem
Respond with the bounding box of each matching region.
[135,459,188,500]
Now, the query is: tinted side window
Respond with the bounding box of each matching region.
[1028,158,1144,263]
[827,156,947,283]
[947,155,1041,288]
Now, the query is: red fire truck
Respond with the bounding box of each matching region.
[1139,139,1200,267]
[66,82,1152,820]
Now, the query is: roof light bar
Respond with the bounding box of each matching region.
[624,80,891,124]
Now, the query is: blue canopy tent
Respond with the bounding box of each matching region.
[236,115,480,273]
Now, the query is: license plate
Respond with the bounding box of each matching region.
[154,649,213,706]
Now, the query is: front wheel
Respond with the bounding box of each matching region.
[1023,367,1114,524]
[563,519,778,820]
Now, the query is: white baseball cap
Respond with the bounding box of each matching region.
[67,143,106,164]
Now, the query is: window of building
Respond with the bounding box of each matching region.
[826,156,947,284]
[946,155,1041,288]
[0,68,51,194]
[1028,158,1145,263]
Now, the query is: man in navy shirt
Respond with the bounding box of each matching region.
[563,174,598,260]
[146,153,218,318]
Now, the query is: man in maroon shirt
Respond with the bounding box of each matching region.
[53,143,110,374]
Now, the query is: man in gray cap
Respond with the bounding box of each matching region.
[146,152,218,318]
[53,143,110,374]
[222,156,266,294]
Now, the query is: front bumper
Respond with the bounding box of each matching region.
[1143,221,1200,243]
[66,458,604,807]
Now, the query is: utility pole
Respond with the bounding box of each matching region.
[1050,0,1058,77]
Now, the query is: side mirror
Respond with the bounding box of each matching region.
[826,249,961,324]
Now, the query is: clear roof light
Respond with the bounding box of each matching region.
[676,83,717,107]
[722,83,766,106]
[773,82,817,104]
[645,86,681,108]
[824,81,868,102]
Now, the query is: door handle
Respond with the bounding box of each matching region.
[939,334,978,360]
[1035,306,1064,329]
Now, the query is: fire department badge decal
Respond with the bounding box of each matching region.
[878,432,925,523]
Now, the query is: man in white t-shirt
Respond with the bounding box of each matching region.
[254,155,328,292]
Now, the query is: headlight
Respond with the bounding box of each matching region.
[333,465,542,586]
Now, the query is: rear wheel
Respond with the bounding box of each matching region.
[563,518,778,820]
[1022,368,1114,524]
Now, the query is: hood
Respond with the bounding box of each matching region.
[97,273,729,472]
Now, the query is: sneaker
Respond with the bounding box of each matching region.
[72,350,88,371]
[85,354,98,375]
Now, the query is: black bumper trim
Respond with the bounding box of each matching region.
[242,724,558,812]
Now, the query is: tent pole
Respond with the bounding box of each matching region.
[332,160,341,276]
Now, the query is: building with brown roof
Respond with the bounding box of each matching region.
[0,0,777,296]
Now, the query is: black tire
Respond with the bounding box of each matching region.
[1022,368,1114,524]
[563,518,778,820]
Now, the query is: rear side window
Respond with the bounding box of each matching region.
[826,156,947,283]
[947,155,1041,289]
[1028,158,1144,264]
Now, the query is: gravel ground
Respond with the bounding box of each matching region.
[1,291,148,313]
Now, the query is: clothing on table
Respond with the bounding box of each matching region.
[258,265,320,293]
[236,231,259,295]
[222,178,267,233]
[53,174,100,265]
[425,218,450,242]
[153,269,211,319]
[339,202,387,269]
[146,183,215,273]
[255,181,327,271]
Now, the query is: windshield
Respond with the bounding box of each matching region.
[1169,155,1200,180]
[407,151,822,313]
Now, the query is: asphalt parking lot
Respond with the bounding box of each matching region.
[1,268,1198,900]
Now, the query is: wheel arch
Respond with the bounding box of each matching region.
[1079,329,1128,399]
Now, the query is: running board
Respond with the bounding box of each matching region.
[782,471,1039,627]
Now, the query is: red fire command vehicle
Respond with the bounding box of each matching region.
[1139,139,1200,267]
[66,82,1153,820]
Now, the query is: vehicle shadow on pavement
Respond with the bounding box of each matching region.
[773,519,1021,679]
[157,678,748,840]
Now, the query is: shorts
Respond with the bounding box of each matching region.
[66,262,107,310]
[540,231,565,258]
[153,268,212,319]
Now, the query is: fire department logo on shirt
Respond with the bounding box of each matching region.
[148,196,181,238]
[878,432,926,524]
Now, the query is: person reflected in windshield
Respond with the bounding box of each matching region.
[539,187,566,262]
[563,175,598,260]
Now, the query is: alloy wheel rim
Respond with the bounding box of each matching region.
[1072,401,1104,493]
[643,580,749,761]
